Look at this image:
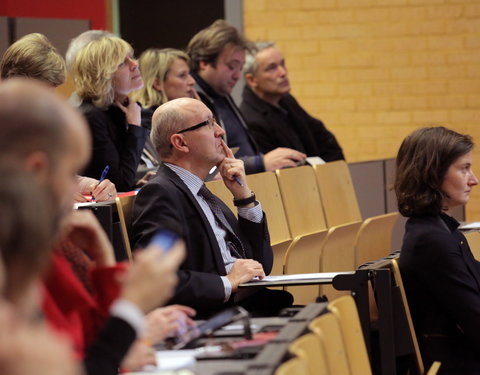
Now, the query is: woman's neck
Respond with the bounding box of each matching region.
[114,93,128,104]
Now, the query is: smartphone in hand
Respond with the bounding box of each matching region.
[150,230,178,253]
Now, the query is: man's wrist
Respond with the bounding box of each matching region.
[233,191,256,207]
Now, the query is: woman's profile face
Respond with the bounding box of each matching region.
[112,53,144,97]
[441,151,479,210]
[163,58,196,100]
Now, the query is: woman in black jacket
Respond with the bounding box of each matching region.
[394,126,480,374]
[73,35,147,191]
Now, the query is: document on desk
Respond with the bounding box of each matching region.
[459,222,480,231]
[239,271,356,287]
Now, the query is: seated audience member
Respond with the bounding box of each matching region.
[0,32,116,202]
[241,42,344,162]
[394,126,480,374]
[132,48,200,182]
[187,20,306,173]
[132,97,293,318]
[65,29,115,107]
[73,35,148,191]
[133,48,198,130]
[0,78,189,375]
[0,166,81,375]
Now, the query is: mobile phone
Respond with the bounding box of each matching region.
[150,230,178,253]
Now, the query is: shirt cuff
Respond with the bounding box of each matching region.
[238,202,263,223]
[221,276,232,302]
[110,299,145,337]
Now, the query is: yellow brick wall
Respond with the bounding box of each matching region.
[244,0,480,220]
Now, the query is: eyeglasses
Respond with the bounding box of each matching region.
[177,118,217,134]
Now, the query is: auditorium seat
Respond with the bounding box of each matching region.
[328,295,372,375]
[355,212,399,267]
[283,230,328,304]
[289,333,329,375]
[276,166,327,237]
[313,161,362,228]
[115,194,136,262]
[309,313,351,375]
[319,221,362,301]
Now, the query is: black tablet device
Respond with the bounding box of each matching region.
[170,306,250,350]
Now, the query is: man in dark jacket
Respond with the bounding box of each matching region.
[240,42,344,162]
[187,20,306,174]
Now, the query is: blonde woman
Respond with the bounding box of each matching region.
[73,35,147,191]
[132,48,198,130]
[0,32,116,201]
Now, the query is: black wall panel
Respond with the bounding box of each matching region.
[119,0,224,56]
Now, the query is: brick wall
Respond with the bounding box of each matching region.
[244,0,480,220]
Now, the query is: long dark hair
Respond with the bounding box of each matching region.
[394,126,474,217]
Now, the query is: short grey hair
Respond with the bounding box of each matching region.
[65,30,114,72]
[243,41,276,76]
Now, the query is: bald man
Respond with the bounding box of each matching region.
[132,98,293,318]
[0,79,185,375]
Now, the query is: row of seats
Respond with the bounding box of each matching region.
[114,161,400,304]
[276,295,371,375]
[207,161,399,304]
[277,263,441,375]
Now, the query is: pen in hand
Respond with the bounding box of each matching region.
[233,176,244,187]
[220,140,244,187]
[91,165,110,201]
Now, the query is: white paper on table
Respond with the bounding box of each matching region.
[155,350,196,371]
[253,271,355,282]
[459,222,480,231]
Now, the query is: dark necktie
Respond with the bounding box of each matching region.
[198,184,246,259]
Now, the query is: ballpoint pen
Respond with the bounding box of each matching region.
[91,165,110,201]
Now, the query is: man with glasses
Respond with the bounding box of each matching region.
[187,19,306,174]
[132,97,293,318]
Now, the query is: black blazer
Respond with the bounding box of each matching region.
[131,164,272,315]
[80,101,148,192]
[399,213,480,373]
[240,85,344,162]
[84,317,136,375]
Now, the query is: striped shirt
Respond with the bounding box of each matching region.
[165,163,263,301]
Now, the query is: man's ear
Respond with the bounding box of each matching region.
[23,151,50,182]
[198,60,210,72]
[152,78,163,93]
[245,73,257,89]
[170,134,189,153]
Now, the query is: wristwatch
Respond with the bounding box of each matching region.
[233,191,256,207]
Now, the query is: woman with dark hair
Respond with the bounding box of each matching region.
[394,126,480,374]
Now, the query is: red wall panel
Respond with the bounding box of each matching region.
[0,0,106,29]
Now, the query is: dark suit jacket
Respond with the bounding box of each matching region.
[240,85,344,162]
[399,213,480,373]
[84,317,136,375]
[131,164,272,316]
[80,101,148,192]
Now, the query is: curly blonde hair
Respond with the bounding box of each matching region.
[72,36,132,109]
[131,48,190,109]
[0,33,66,87]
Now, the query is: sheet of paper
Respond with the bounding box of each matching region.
[155,350,196,371]
[459,222,480,230]
[250,271,355,282]
[305,156,326,165]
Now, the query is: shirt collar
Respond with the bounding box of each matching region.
[191,71,223,100]
[164,162,204,196]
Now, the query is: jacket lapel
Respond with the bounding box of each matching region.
[159,164,227,274]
